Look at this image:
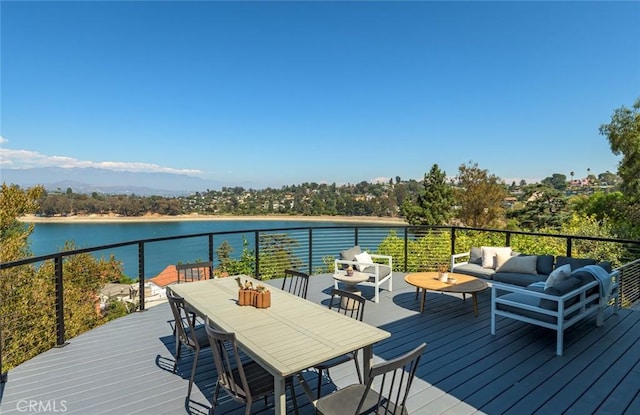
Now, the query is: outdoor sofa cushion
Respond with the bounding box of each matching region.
[536,255,555,275]
[453,263,497,279]
[555,256,597,270]
[493,271,545,287]
[340,245,362,261]
[496,254,538,274]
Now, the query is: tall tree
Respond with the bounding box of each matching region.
[401,164,454,226]
[454,162,508,228]
[599,98,640,197]
[508,184,569,230]
[541,173,568,191]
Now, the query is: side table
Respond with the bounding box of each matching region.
[332,271,369,309]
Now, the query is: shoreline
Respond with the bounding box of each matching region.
[19,213,407,225]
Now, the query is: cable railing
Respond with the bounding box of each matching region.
[1,224,639,381]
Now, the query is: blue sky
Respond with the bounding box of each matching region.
[1,1,639,189]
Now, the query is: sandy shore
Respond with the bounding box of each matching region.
[19,213,407,225]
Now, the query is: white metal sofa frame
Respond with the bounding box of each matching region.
[490,270,620,356]
[334,254,393,303]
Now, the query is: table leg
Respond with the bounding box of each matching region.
[472,293,479,317]
[274,375,287,414]
[362,344,373,380]
[420,289,426,313]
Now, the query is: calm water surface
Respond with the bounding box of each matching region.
[28,219,366,278]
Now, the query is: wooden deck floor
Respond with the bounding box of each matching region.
[1,272,638,415]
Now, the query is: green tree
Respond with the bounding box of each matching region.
[508,184,569,230]
[598,171,620,187]
[0,183,44,261]
[1,184,129,371]
[600,98,640,197]
[454,162,508,228]
[541,173,568,191]
[401,164,454,226]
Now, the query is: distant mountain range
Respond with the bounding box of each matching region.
[0,167,222,196]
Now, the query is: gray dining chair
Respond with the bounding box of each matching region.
[313,288,366,400]
[204,318,299,415]
[315,342,427,415]
[166,291,210,399]
[281,269,309,299]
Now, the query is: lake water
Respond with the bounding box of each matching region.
[27,219,372,278]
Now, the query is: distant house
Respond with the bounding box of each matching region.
[150,265,180,288]
[503,196,517,208]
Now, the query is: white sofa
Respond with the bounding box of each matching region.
[334,245,392,303]
[491,267,620,356]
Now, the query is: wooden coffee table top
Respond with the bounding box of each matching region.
[404,271,488,294]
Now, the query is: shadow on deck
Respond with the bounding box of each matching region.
[1,272,638,415]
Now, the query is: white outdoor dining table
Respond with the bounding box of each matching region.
[168,276,390,415]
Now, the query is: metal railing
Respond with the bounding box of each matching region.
[1,224,639,381]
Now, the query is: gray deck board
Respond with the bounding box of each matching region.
[1,272,639,415]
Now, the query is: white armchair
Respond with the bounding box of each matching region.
[334,246,393,303]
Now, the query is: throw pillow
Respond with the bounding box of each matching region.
[481,246,512,269]
[540,276,583,311]
[340,245,361,261]
[339,245,362,270]
[544,264,572,289]
[469,247,483,265]
[354,251,373,271]
[496,254,538,275]
[495,250,512,270]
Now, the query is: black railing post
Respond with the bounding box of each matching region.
[254,231,260,278]
[208,234,215,278]
[567,237,573,257]
[506,231,511,247]
[450,227,457,256]
[54,256,68,347]
[308,228,313,275]
[354,227,359,246]
[138,242,145,311]
[208,234,214,263]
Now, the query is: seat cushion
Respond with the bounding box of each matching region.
[453,263,495,279]
[494,272,545,287]
[361,265,391,278]
[496,292,556,325]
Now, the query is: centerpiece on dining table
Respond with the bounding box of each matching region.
[235,277,271,308]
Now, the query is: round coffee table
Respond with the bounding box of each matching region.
[404,272,488,317]
[333,271,369,309]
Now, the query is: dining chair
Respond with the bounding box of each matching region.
[315,342,427,415]
[281,269,310,299]
[166,291,210,399]
[313,288,366,400]
[204,318,299,415]
[176,261,213,283]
